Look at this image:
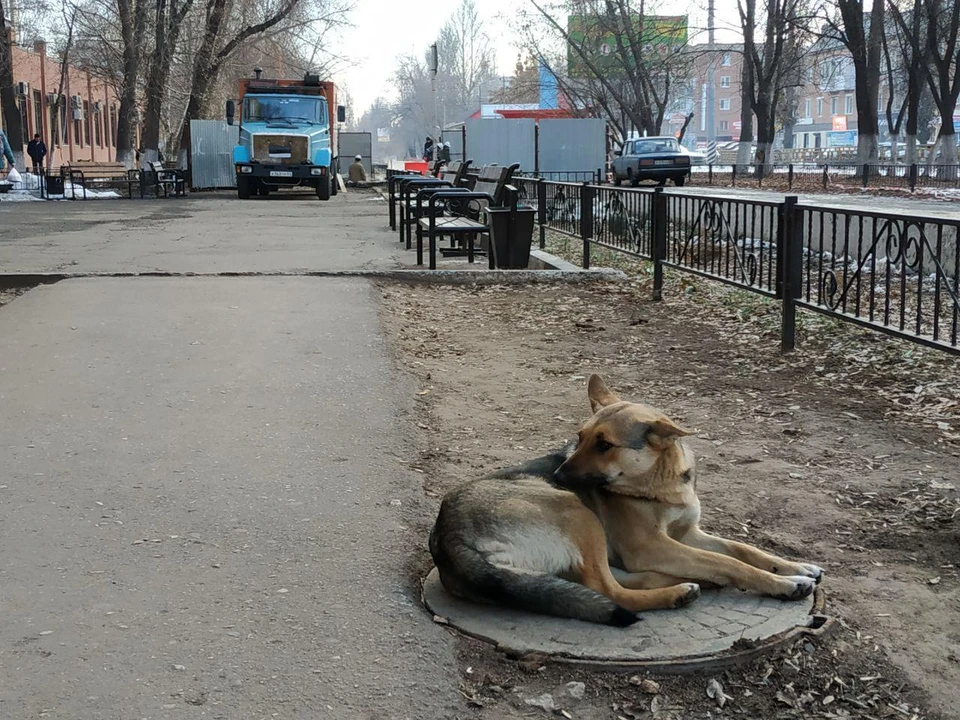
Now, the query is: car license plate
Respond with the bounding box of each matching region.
[655,160,672,166]
[269,170,293,177]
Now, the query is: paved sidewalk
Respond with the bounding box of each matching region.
[0,191,404,275]
[0,277,461,719]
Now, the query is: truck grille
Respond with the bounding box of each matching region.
[252,134,309,164]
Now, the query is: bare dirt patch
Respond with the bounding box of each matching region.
[378,258,958,719]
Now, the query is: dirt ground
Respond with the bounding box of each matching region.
[378,245,959,719]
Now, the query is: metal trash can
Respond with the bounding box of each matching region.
[46,174,65,195]
[487,206,535,269]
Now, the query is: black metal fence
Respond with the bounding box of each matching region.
[521,177,960,355]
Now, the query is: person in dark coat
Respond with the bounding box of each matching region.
[27,134,47,173]
[423,137,434,161]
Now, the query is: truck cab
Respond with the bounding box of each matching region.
[227,71,344,201]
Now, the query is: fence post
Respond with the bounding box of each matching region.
[780,195,802,352]
[822,164,828,190]
[909,163,918,191]
[597,167,603,184]
[861,163,870,188]
[732,164,738,187]
[788,163,794,190]
[652,187,667,301]
[461,124,467,162]
[534,123,540,177]
[708,164,713,185]
[581,182,594,269]
[537,178,547,250]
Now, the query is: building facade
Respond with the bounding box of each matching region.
[1,39,123,168]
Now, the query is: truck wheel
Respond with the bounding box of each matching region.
[330,172,338,196]
[237,177,252,199]
[316,173,331,201]
[258,182,271,196]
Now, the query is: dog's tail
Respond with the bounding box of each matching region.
[429,522,638,627]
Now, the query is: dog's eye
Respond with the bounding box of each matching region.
[595,438,613,452]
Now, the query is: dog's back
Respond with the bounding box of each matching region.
[428,443,639,626]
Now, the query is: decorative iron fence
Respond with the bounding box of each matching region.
[526,177,960,355]
[681,163,960,192]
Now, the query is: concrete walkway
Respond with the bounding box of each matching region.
[0,191,405,274]
[0,277,461,719]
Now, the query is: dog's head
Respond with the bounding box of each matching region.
[554,375,694,496]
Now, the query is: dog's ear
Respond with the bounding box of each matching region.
[588,374,620,413]
[646,418,692,446]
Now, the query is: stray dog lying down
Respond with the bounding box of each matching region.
[429,375,823,626]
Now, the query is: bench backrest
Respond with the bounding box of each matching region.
[439,160,462,184]
[472,163,520,206]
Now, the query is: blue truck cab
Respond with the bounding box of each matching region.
[227,71,345,201]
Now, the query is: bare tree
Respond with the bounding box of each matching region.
[522,0,690,139]
[115,0,148,166]
[142,0,195,163]
[820,0,884,164]
[737,0,808,173]
[434,0,496,122]
[892,0,960,166]
[0,0,25,167]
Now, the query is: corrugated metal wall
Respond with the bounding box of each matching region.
[459,118,605,174]
[338,132,373,176]
[464,119,536,170]
[538,118,606,173]
[190,120,238,189]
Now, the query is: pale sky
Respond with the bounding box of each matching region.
[333,0,741,117]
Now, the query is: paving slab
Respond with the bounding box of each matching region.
[423,568,825,672]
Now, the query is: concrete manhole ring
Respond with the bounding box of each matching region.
[422,568,830,673]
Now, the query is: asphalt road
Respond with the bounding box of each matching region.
[0,277,462,719]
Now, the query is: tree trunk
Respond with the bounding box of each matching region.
[754,101,774,177]
[143,0,192,166]
[0,3,24,169]
[116,0,146,168]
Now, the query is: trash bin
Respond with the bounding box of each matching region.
[46,174,65,195]
[487,206,536,269]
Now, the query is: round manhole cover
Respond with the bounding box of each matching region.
[423,568,828,672]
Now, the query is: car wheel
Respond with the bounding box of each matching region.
[614,174,622,187]
[675,175,686,187]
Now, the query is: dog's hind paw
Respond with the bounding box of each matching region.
[672,583,701,609]
[607,606,643,627]
[776,576,816,601]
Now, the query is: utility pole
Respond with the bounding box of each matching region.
[429,42,439,143]
[705,0,717,163]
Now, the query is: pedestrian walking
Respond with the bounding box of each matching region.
[27,133,47,174]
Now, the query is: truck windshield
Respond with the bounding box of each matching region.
[243,96,325,125]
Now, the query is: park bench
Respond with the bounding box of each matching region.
[438,159,472,187]
[142,160,186,198]
[59,161,140,199]
[395,175,459,248]
[414,163,521,268]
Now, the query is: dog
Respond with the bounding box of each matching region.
[428,375,823,626]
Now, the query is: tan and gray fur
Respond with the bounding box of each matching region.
[429,375,823,626]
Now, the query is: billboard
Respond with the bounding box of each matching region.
[567,14,688,77]
[826,130,857,147]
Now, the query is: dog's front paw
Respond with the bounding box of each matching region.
[773,576,816,601]
[774,562,824,583]
[796,563,824,583]
[671,583,701,609]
